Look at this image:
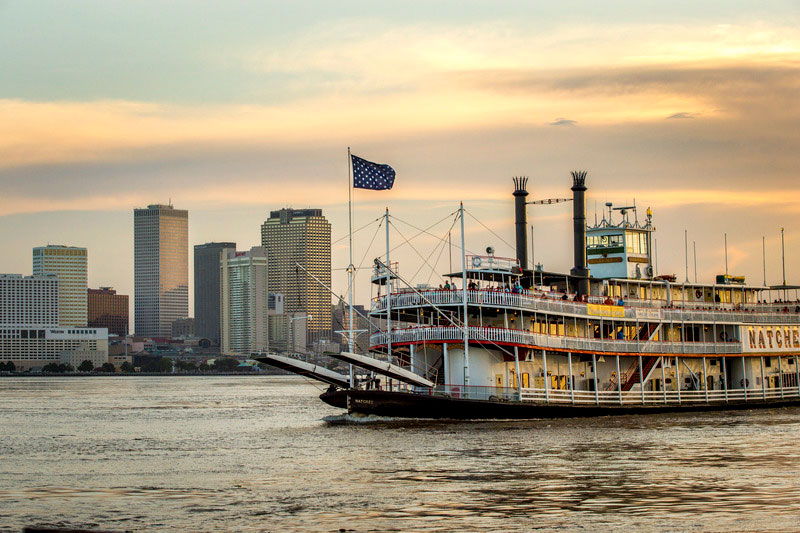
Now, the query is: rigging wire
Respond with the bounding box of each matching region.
[332,216,382,246]
[388,221,445,283]
[464,208,515,254]
[386,211,465,255]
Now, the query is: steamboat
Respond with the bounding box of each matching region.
[257,172,800,419]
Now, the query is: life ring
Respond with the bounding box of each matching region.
[740,378,749,387]
[695,289,702,299]
[472,256,482,267]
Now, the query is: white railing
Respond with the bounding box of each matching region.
[370,325,743,354]
[517,386,800,406]
[371,289,800,325]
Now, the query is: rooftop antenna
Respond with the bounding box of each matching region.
[693,240,697,283]
[655,238,659,276]
[605,202,613,225]
[781,227,786,287]
[762,235,767,286]
[684,230,689,282]
[724,233,728,276]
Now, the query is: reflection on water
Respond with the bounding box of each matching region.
[2,376,800,531]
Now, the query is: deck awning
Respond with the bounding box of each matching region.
[328,351,434,388]
[253,353,350,388]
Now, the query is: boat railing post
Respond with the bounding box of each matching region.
[660,357,666,404]
[616,355,622,405]
[742,356,748,402]
[443,343,449,387]
[639,354,645,404]
[778,355,784,399]
[702,356,709,404]
[722,356,728,402]
[542,350,550,403]
[796,353,800,398]
[761,356,766,401]
[675,355,681,404]
[568,352,574,404]
[593,353,599,405]
[513,346,522,402]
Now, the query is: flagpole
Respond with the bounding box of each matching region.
[347,147,354,387]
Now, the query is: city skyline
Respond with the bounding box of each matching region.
[1,2,799,317]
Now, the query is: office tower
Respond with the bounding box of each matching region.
[87,287,129,336]
[260,208,331,344]
[171,317,194,338]
[0,274,59,327]
[0,274,108,371]
[220,247,269,355]
[332,303,369,353]
[32,245,87,326]
[134,204,188,338]
[194,242,236,344]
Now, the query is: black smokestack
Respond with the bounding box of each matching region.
[512,177,529,270]
[569,171,590,296]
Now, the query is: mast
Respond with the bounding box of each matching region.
[684,230,689,283]
[460,202,470,385]
[385,207,392,389]
[724,233,728,276]
[347,147,354,386]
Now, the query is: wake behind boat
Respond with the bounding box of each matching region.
[257,170,800,419]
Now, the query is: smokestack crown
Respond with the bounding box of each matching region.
[571,170,587,191]
[513,176,529,196]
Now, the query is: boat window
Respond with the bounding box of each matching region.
[587,234,623,249]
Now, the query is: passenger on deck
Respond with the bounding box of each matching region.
[618,297,624,306]
[443,281,451,290]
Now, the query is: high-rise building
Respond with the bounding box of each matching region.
[0,274,108,371]
[134,204,188,338]
[87,287,129,337]
[32,245,87,326]
[332,303,370,353]
[194,242,236,344]
[260,208,331,344]
[220,247,269,355]
[0,274,59,327]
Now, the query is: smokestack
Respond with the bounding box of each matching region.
[512,177,529,271]
[569,171,590,296]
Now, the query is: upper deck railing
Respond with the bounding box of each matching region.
[370,325,744,355]
[371,289,800,324]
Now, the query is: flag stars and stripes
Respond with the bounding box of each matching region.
[351,154,395,190]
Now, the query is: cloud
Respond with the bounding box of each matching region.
[549,118,577,126]
[667,112,694,119]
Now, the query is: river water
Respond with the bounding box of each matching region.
[1,376,800,531]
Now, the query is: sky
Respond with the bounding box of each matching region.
[1,1,799,329]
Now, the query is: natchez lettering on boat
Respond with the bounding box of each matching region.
[742,325,800,352]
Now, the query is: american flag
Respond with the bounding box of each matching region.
[351,154,395,190]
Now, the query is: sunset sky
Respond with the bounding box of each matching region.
[2,1,799,324]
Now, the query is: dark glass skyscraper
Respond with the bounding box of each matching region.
[194,242,236,345]
[134,204,188,338]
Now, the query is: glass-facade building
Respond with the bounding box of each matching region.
[88,287,129,337]
[220,247,269,355]
[134,204,188,338]
[194,242,236,345]
[261,208,331,345]
[32,245,87,326]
